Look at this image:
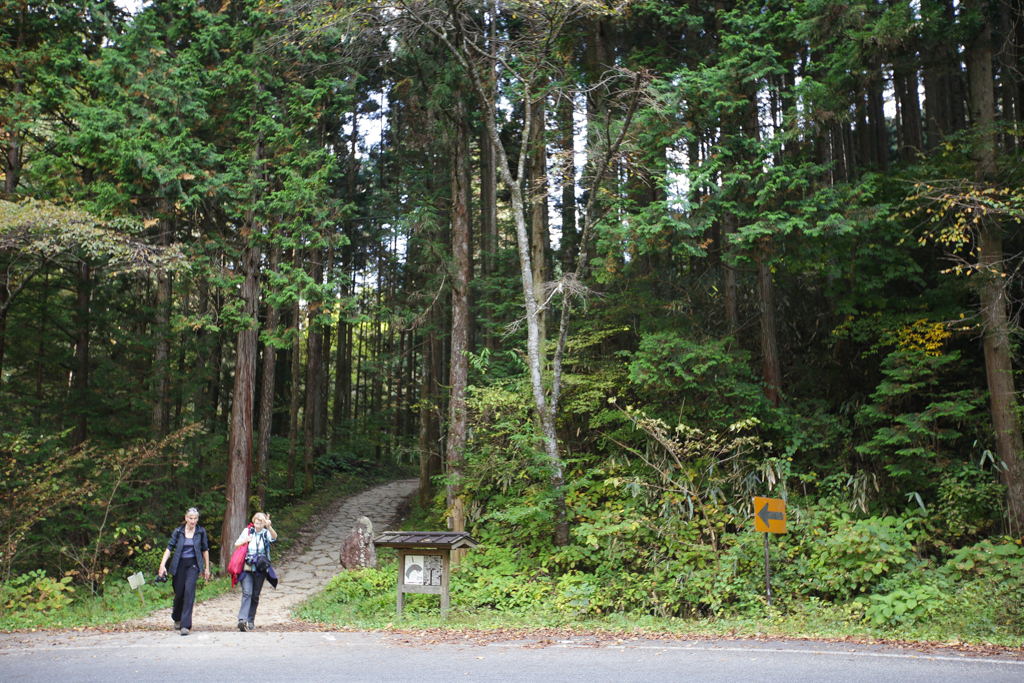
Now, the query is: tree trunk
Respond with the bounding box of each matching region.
[353,317,363,419]
[343,303,353,420]
[756,239,781,406]
[446,102,471,542]
[32,272,48,427]
[1015,0,1024,127]
[303,248,324,494]
[558,94,577,274]
[429,324,443,484]
[0,265,7,388]
[286,289,301,491]
[966,0,1024,532]
[480,90,498,351]
[206,270,224,433]
[895,68,924,158]
[317,248,333,455]
[71,261,91,449]
[922,49,945,150]
[173,303,186,429]
[996,0,1019,149]
[843,123,858,181]
[221,242,261,570]
[978,226,1024,532]
[857,93,875,167]
[151,211,172,438]
[868,64,889,172]
[481,127,496,278]
[418,330,434,509]
[254,244,281,510]
[317,314,330,457]
[331,283,347,446]
[194,270,210,432]
[373,261,383,460]
[722,213,739,333]
[3,62,22,196]
[394,330,405,440]
[530,92,548,346]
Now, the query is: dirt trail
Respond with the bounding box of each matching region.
[130,478,418,631]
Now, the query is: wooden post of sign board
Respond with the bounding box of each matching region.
[377,532,478,619]
[440,550,451,615]
[396,549,406,616]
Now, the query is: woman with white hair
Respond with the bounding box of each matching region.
[157,507,211,635]
[233,511,277,631]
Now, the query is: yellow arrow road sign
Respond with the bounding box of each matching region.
[754,496,786,534]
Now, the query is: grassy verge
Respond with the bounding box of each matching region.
[292,499,1024,649]
[293,550,1024,648]
[0,576,232,632]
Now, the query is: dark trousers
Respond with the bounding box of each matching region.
[171,557,199,630]
[237,571,266,624]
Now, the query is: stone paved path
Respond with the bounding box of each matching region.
[131,478,418,631]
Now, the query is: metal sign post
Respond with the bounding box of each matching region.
[763,532,771,608]
[753,496,786,609]
[127,572,146,607]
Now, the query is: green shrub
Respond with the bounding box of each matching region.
[862,582,950,626]
[131,547,165,579]
[454,547,553,612]
[854,350,988,511]
[942,537,1024,585]
[321,568,394,604]
[806,513,919,600]
[626,333,764,428]
[933,463,1005,543]
[0,570,75,619]
[552,572,598,616]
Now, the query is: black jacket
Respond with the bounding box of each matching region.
[166,525,210,576]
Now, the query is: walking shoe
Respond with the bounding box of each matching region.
[237,619,247,632]
[174,621,181,629]
[180,628,190,636]
[247,622,254,630]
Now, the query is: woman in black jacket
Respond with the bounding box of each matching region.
[158,507,211,635]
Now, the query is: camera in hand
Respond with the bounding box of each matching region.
[154,574,168,583]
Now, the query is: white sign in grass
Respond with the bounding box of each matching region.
[127,572,146,606]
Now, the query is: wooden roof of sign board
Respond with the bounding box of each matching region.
[373,531,479,550]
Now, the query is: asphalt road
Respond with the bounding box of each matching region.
[1,630,1022,683]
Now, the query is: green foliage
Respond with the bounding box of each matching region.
[0,432,93,594]
[943,538,1024,586]
[852,538,1024,634]
[0,199,179,271]
[322,567,394,604]
[934,461,1006,543]
[454,551,552,612]
[0,570,75,621]
[862,582,950,627]
[551,573,598,616]
[856,350,986,499]
[296,565,398,622]
[627,333,764,428]
[130,547,166,579]
[805,513,919,601]
[0,574,233,632]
